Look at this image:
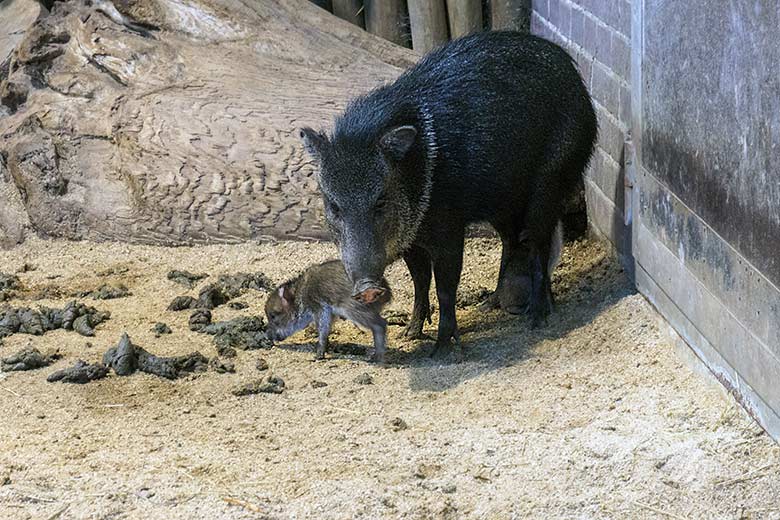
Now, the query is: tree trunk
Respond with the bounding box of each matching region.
[364,0,410,48]
[491,0,531,32]
[407,0,448,53]
[1,0,43,67]
[0,0,417,247]
[446,0,482,38]
[332,0,365,29]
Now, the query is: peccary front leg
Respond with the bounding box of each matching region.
[498,238,532,315]
[402,246,432,339]
[430,239,464,358]
[314,307,333,359]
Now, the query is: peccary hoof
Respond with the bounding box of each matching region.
[504,305,527,315]
[429,339,456,359]
[368,350,386,365]
[529,306,551,328]
[477,292,500,312]
[429,343,452,360]
[400,322,431,340]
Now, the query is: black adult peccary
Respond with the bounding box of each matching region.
[264,260,392,363]
[299,31,597,356]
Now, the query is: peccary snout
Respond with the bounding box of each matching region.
[339,224,387,301]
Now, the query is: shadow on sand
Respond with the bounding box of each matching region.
[399,242,636,392]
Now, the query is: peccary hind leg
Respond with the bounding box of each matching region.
[480,223,532,314]
[528,244,554,327]
[402,246,432,339]
[478,231,513,312]
[526,195,559,327]
[497,246,532,315]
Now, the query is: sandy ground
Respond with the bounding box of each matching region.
[0,236,778,520]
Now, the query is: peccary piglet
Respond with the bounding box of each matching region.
[300,31,597,357]
[264,260,391,363]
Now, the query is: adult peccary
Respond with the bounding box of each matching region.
[265,260,392,363]
[299,31,597,357]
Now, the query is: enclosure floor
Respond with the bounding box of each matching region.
[0,237,778,520]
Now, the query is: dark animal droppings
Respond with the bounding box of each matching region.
[232,375,285,396]
[213,273,273,298]
[168,295,198,311]
[199,316,272,350]
[217,346,237,358]
[47,360,109,384]
[1,346,61,371]
[188,309,212,331]
[83,283,131,300]
[389,417,408,431]
[0,301,109,340]
[167,272,270,312]
[0,273,21,301]
[196,273,272,310]
[97,266,129,277]
[353,372,373,385]
[152,322,172,336]
[209,357,235,373]
[196,284,229,309]
[167,270,207,288]
[102,333,209,380]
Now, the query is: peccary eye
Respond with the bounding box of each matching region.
[374,197,387,215]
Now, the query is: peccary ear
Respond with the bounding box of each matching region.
[298,127,327,158]
[379,125,417,161]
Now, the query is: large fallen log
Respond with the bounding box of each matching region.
[0,0,417,247]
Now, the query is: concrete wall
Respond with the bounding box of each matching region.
[531,0,633,262]
[633,0,780,439]
[534,0,780,440]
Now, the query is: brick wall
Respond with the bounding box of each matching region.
[531,0,632,261]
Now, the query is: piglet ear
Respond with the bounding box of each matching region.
[380,125,417,161]
[279,284,295,308]
[298,127,328,158]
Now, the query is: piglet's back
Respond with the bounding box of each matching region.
[301,260,391,308]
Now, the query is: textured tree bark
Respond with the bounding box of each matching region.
[0,0,417,247]
[1,0,43,67]
[407,0,448,53]
[446,0,482,38]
